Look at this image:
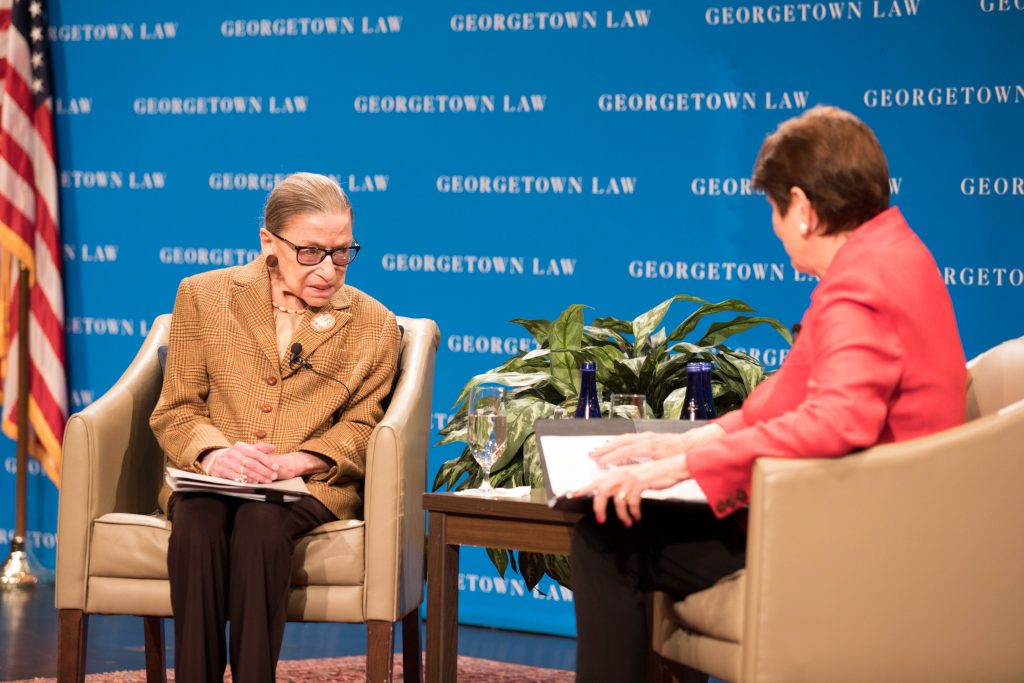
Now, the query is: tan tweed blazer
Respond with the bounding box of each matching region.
[150,257,401,520]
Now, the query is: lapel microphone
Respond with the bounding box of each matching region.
[289,342,314,370]
[289,342,345,385]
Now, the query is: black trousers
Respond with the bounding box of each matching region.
[571,502,747,683]
[166,493,337,683]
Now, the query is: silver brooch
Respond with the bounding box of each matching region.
[311,313,336,332]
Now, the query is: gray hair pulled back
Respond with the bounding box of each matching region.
[263,172,353,235]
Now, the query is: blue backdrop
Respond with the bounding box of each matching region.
[1,1,1022,637]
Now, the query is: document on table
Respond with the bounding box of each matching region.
[534,419,708,510]
[165,467,310,503]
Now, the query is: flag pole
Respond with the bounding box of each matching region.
[1,266,37,588]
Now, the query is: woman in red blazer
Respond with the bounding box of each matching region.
[570,106,966,682]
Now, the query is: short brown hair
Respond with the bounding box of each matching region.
[263,172,353,235]
[752,106,890,234]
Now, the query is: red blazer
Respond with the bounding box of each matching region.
[688,207,967,518]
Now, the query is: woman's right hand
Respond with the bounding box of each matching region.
[201,442,279,483]
[589,423,727,467]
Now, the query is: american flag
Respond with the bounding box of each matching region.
[0,0,65,486]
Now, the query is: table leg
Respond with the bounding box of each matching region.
[423,509,460,683]
[426,510,460,683]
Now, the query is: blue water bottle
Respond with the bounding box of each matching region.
[681,362,707,421]
[575,361,602,419]
[701,361,717,419]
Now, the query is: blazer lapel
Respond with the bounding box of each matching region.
[230,258,281,368]
[288,285,353,368]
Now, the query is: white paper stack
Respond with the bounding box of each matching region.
[538,435,707,506]
[165,467,310,503]
[453,485,532,498]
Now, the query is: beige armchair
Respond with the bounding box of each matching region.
[652,337,1024,683]
[55,314,440,683]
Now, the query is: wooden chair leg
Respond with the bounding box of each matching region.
[143,617,168,683]
[659,657,710,683]
[57,609,88,683]
[366,619,395,683]
[401,609,423,683]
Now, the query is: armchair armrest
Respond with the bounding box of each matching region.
[742,407,1024,682]
[363,317,440,621]
[55,315,171,610]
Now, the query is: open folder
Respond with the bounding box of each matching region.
[534,418,709,511]
[165,467,310,503]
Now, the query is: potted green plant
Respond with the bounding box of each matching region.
[432,295,792,590]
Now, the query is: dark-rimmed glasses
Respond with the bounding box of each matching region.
[271,232,361,266]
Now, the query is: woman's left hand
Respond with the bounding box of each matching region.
[272,451,331,480]
[589,424,725,467]
[574,454,690,527]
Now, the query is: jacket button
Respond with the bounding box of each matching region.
[715,501,727,514]
[254,430,267,439]
[737,489,748,503]
[266,377,278,386]
[259,403,272,413]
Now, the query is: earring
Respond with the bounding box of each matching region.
[798,222,809,236]
[266,254,279,268]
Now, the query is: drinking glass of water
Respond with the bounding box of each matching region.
[609,393,648,420]
[467,386,508,492]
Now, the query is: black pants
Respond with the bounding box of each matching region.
[166,493,337,683]
[571,502,747,683]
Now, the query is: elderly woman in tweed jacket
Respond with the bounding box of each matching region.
[150,173,400,683]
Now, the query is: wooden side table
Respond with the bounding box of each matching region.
[423,489,583,683]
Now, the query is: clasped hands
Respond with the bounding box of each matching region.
[200,442,328,483]
[571,423,725,527]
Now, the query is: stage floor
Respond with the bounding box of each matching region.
[0,585,575,680]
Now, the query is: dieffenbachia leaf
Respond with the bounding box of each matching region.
[615,356,646,379]
[697,315,794,347]
[550,304,586,393]
[510,318,551,347]
[584,325,631,353]
[522,435,544,489]
[568,346,628,393]
[633,295,706,351]
[544,553,573,591]
[590,316,632,336]
[519,551,547,592]
[451,372,550,410]
[435,413,467,445]
[486,547,511,577]
[715,347,768,393]
[490,457,525,487]
[430,449,476,491]
[494,397,557,471]
[662,386,689,420]
[666,298,756,343]
[522,348,551,361]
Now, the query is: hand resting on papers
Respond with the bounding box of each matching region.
[573,423,726,527]
[201,442,278,482]
[572,454,691,527]
[200,442,330,483]
[588,423,726,467]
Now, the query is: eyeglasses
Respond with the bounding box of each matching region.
[271,232,361,266]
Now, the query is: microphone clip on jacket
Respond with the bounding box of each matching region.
[289,342,314,370]
[289,342,344,385]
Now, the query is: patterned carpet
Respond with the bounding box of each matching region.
[3,654,576,682]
